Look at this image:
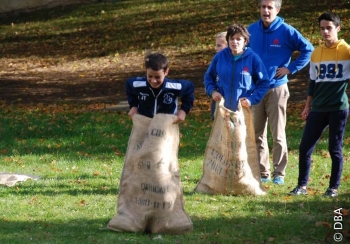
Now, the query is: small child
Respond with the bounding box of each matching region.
[215,31,228,53]
[126,52,195,123]
[289,12,350,197]
[210,32,228,119]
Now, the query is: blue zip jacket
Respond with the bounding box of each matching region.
[126,77,195,118]
[248,16,314,88]
[204,47,270,111]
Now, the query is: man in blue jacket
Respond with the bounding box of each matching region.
[247,0,314,185]
[126,52,195,123]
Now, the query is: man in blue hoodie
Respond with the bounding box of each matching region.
[247,0,314,185]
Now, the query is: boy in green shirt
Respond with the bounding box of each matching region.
[289,12,350,197]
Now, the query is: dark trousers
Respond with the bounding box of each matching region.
[298,109,349,189]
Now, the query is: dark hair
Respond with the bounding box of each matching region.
[226,23,250,44]
[144,52,168,71]
[318,12,340,27]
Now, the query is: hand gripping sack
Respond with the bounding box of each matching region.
[195,99,266,195]
[108,113,193,234]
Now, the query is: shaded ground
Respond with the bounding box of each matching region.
[0,58,310,108]
[2,0,350,109]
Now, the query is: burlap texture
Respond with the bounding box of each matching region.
[108,113,193,234]
[195,99,266,196]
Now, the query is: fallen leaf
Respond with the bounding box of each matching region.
[341,208,349,216]
[343,174,350,182]
[315,221,331,228]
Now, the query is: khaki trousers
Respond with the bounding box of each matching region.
[252,84,290,178]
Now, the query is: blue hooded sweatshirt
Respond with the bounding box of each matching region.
[204,47,270,111]
[248,16,314,88]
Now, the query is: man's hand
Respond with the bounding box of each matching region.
[275,67,290,78]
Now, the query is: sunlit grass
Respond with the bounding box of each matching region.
[1,104,349,244]
[1,0,350,243]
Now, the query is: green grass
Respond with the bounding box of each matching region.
[0,104,349,244]
[1,0,350,243]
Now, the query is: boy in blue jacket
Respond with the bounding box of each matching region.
[204,23,269,112]
[247,0,314,185]
[126,52,195,123]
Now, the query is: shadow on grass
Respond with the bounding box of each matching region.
[0,195,349,244]
[0,1,233,59]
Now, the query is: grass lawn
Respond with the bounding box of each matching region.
[0,0,350,243]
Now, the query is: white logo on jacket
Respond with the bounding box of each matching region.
[163,93,173,104]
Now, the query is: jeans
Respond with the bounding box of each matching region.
[298,109,349,189]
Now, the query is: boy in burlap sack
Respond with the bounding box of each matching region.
[195,99,266,195]
[197,24,270,195]
[107,51,194,234]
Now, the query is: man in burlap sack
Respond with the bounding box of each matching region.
[197,24,270,195]
[107,51,194,234]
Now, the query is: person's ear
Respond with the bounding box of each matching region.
[276,7,281,14]
[337,26,341,32]
[164,68,169,76]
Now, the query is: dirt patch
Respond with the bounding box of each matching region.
[0,56,310,108]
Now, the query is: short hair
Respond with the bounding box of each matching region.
[144,52,169,71]
[226,24,250,44]
[216,31,227,42]
[260,0,282,9]
[318,12,341,27]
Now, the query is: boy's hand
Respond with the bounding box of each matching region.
[301,106,310,121]
[128,107,138,118]
[239,97,251,107]
[212,91,223,102]
[174,110,186,124]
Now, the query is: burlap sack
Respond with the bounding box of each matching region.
[107,114,193,234]
[195,99,266,196]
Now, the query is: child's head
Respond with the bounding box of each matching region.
[215,32,228,53]
[226,24,250,54]
[144,52,169,89]
[318,12,340,44]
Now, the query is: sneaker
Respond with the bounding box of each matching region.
[261,177,271,183]
[273,176,284,185]
[289,186,308,195]
[323,188,338,197]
